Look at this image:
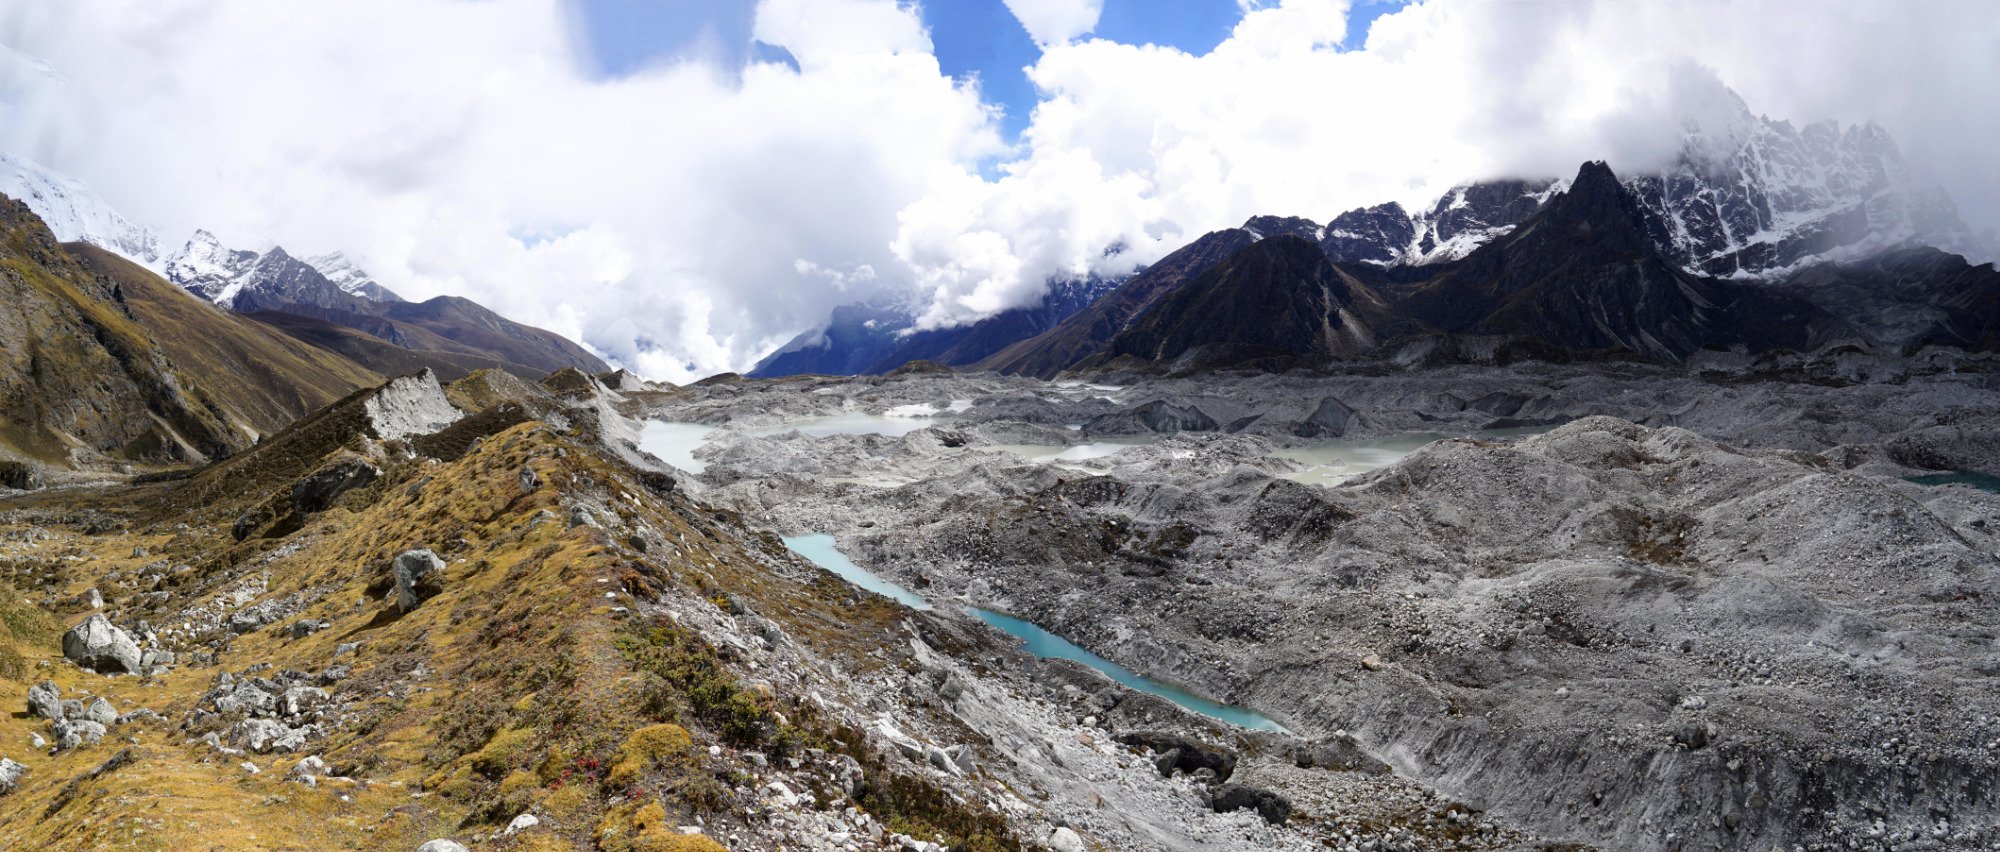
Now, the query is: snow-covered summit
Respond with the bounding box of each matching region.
[0,152,165,266]
[305,252,402,302]
[164,229,262,305]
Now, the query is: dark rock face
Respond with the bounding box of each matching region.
[977,229,1258,378]
[290,454,381,514]
[1210,783,1293,825]
[1780,247,2000,352]
[1115,732,1238,782]
[1106,235,1377,367]
[1321,202,1416,265]
[1294,396,1357,439]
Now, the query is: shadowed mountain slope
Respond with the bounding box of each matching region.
[0,196,244,469]
[67,243,386,438]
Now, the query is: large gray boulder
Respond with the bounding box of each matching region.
[62,614,143,674]
[0,758,24,794]
[416,841,469,852]
[392,549,447,612]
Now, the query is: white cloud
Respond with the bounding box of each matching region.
[891,0,2000,330]
[1001,0,1103,47]
[2,0,1996,377]
[0,0,1001,382]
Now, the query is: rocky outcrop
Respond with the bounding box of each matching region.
[363,370,464,441]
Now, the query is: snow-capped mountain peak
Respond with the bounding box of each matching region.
[0,151,165,267]
[164,229,262,305]
[304,251,403,302]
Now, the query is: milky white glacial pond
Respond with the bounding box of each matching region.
[782,533,1288,733]
[1279,425,1557,487]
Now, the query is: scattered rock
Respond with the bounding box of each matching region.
[415,841,469,852]
[505,813,540,834]
[0,758,23,794]
[82,697,117,726]
[51,719,106,751]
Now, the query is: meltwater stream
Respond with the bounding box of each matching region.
[781,534,1288,733]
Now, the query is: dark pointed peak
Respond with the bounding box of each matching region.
[1536,160,1642,229]
[1571,160,1621,195]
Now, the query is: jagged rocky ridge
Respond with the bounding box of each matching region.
[982,160,2000,377]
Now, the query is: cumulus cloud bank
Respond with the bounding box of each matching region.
[1,0,1996,380]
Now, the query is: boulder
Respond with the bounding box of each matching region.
[26,680,62,720]
[1047,826,1085,852]
[62,614,143,674]
[392,549,447,612]
[1116,731,1237,781]
[82,697,118,726]
[0,758,23,794]
[1210,783,1292,825]
[416,842,469,852]
[291,454,381,514]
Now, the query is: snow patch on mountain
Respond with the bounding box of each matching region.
[0,152,165,266]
